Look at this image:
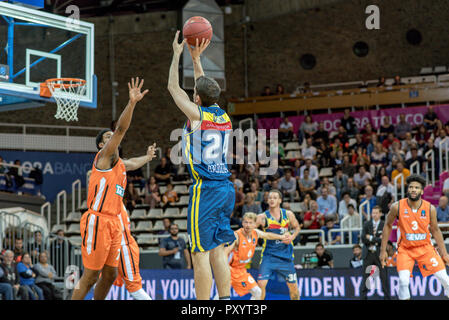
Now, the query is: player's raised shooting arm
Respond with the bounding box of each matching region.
[98,78,148,169]
[187,38,209,82]
[429,205,449,257]
[123,143,157,171]
[380,202,398,255]
[167,31,201,122]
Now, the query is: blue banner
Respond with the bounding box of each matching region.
[0,150,95,202]
[94,268,448,300]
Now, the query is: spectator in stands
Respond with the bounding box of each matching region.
[124,182,142,212]
[376,175,394,198]
[352,133,367,151]
[313,121,329,146]
[275,84,285,95]
[424,106,438,131]
[349,244,363,268]
[144,176,161,208]
[351,146,370,167]
[379,117,394,142]
[231,184,245,226]
[154,157,172,185]
[391,161,410,189]
[333,167,348,201]
[158,223,191,270]
[360,185,377,221]
[249,181,264,204]
[302,82,312,94]
[393,75,403,86]
[279,116,294,141]
[354,165,372,190]
[360,123,374,144]
[338,192,358,220]
[0,253,13,300]
[317,177,336,197]
[415,124,431,149]
[301,200,325,245]
[405,147,424,169]
[127,167,145,190]
[279,170,297,202]
[341,155,355,177]
[316,186,337,219]
[299,191,313,213]
[437,196,449,222]
[394,114,412,140]
[370,143,387,171]
[299,115,318,143]
[231,170,244,191]
[261,86,273,96]
[158,218,172,239]
[300,158,319,182]
[341,204,361,244]
[302,137,317,160]
[49,230,72,278]
[335,125,349,146]
[292,159,301,180]
[0,250,27,300]
[34,251,61,300]
[8,160,24,188]
[17,252,43,300]
[435,128,449,151]
[341,108,358,136]
[298,168,316,198]
[401,132,417,153]
[162,183,179,208]
[382,132,400,150]
[376,76,385,87]
[242,193,262,215]
[28,231,46,263]
[260,191,270,212]
[13,238,24,263]
[315,140,332,167]
[319,217,341,245]
[341,177,360,201]
[443,177,449,198]
[0,156,6,174]
[314,243,333,268]
[366,133,378,157]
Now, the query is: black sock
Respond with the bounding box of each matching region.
[219,296,230,300]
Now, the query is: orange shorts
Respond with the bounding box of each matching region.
[113,233,143,293]
[80,210,122,271]
[397,244,445,277]
[230,267,258,297]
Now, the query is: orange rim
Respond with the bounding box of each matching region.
[45,78,86,89]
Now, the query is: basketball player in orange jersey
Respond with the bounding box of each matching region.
[222,212,289,300]
[71,77,150,300]
[380,174,449,300]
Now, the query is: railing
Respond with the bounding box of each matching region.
[393,173,405,202]
[71,179,81,214]
[21,222,46,265]
[438,137,449,175]
[56,190,67,226]
[297,229,326,243]
[410,160,420,175]
[359,199,371,224]
[41,201,51,228]
[0,211,22,251]
[239,117,254,131]
[425,149,436,186]
[328,227,362,245]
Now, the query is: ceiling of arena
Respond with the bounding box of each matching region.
[43,0,245,17]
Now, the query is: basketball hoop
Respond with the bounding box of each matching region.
[40,78,86,122]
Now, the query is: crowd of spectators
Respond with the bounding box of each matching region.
[0,156,43,196]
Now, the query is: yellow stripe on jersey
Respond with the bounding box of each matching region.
[194,178,203,252]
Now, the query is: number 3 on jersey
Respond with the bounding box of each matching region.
[411,221,418,231]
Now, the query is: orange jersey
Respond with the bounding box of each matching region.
[229,228,258,269]
[87,153,127,216]
[397,198,432,249]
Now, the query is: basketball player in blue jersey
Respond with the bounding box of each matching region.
[167,31,235,300]
[256,190,301,300]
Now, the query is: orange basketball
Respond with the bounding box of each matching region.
[183,16,213,46]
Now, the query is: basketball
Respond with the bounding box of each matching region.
[182,16,213,46]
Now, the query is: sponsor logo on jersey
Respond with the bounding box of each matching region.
[421,210,426,218]
[405,233,427,241]
[115,184,125,197]
[404,209,408,215]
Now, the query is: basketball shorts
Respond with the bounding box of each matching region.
[397,244,446,277]
[231,267,258,296]
[187,179,236,252]
[258,255,297,283]
[113,233,143,293]
[80,210,122,271]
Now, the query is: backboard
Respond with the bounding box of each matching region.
[0,1,96,112]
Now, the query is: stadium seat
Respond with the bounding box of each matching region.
[148,208,163,218]
[174,219,187,231]
[174,185,188,194]
[159,186,167,194]
[135,221,153,232]
[285,150,301,160]
[284,142,301,151]
[79,200,87,209]
[51,224,66,234]
[136,235,158,245]
[64,211,81,223]
[152,220,165,231]
[420,67,433,75]
[66,223,80,235]
[68,236,82,246]
[177,196,190,206]
[163,207,180,218]
[319,167,333,177]
[131,208,147,220]
[438,73,449,83]
[180,207,188,217]
[420,75,437,83]
[134,203,150,210]
[384,78,394,86]
[289,202,302,213]
[434,66,447,74]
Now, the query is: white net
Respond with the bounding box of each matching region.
[47,79,86,122]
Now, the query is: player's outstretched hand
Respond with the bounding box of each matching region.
[442,254,449,266]
[128,77,149,103]
[187,37,210,60]
[172,30,187,56]
[147,143,157,161]
[379,250,388,268]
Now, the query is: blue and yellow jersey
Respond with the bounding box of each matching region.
[182,104,232,181]
[260,208,294,262]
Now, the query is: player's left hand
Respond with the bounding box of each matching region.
[442,254,449,266]
[172,30,187,55]
[128,77,149,103]
[187,37,210,60]
[282,232,294,244]
[147,143,157,160]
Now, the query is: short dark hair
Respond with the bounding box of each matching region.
[347,204,355,209]
[195,76,221,107]
[352,244,361,250]
[315,243,324,249]
[96,129,111,150]
[406,174,426,189]
[372,205,382,212]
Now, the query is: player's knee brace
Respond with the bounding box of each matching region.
[250,286,262,300]
[433,270,449,297]
[398,270,411,300]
